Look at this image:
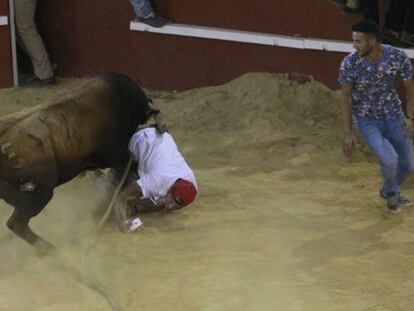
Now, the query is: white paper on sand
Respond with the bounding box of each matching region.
[128,217,143,232]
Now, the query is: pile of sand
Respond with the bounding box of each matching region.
[153,73,341,141]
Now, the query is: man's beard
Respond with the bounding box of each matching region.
[359,46,372,57]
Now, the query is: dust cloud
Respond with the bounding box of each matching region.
[1,73,414,310]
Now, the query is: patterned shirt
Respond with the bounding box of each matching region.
[338,45,413,120]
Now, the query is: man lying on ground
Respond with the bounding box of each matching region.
[114,127,198,232]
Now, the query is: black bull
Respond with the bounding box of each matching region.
[0,73,156,250]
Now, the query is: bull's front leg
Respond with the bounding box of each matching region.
[7,209,54,255]
[5,188,55,255]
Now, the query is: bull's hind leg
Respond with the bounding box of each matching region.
[6,189,54,254]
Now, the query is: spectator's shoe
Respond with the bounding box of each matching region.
[400,32,414,47]
[382,28,403,46]
[328,0,346,7]
[25,75,56,87]
[342,5,362,15]
[137,13,170,28]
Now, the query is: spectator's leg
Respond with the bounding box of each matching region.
[128,0,170,27]
[384,0,407,33]
[400,1,414,45]
[327,0,346,7]
[404,1,414,33]
[128,0,154,18]
[381,0,410,45]
[14,0,53,81]
[361,0,379,24]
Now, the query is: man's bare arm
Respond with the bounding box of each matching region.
[403,79,414,118]
[403,78,414,137]
[340,85,355,159]
[114,182,144,232]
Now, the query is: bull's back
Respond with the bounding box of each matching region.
[0,73,146,187]
[42,79,125,164]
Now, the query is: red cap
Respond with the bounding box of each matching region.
[170,179,197,207]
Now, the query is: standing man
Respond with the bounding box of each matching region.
[114,127,198,232]
[339,19,414,213]
[14,0,55,86]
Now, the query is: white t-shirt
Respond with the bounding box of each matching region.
[128,128,197,203]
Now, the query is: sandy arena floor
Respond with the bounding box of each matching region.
[1,73,414,310]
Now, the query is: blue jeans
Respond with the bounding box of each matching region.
[129,0,153,18]
[357,115,414,196]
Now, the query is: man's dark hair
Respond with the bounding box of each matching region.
[352,19,381,41]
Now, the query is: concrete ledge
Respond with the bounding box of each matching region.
[130,21,414,59]
[0,16,8,26]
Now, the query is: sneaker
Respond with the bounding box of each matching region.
[328,0,346,7]
[25,75,56,87]
[381,28,408,47]
[137,13,170,28]
[387,193,401,214]
[342,5,362,15]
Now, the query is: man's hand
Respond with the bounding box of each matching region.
[343,133,356,160]
[154,112,167,134]
[156,197,177,212]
